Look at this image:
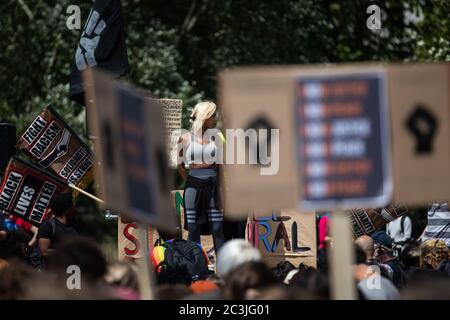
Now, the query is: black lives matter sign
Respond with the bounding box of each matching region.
[295,72,392,210]
[0,158,67,226]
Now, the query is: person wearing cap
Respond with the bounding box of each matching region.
[371,230,404,288]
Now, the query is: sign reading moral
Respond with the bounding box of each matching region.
[295,72,392,210]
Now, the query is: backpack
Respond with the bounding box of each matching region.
[26,219,56,269]
[400,214,421,242]
[153,238,209,283]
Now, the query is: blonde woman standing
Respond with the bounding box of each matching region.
[177,101,225,254]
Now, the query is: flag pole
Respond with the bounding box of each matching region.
[68,183,105,204]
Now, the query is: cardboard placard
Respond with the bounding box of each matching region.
[295,72,391,210]
[0,157,67,226]
[219,63,450,214]
[388,64,450,205]
[84,69,176,231]
[156,99,183,169]
[17,106,94,189]
[246,209,316,268]
[118,218,144,260]
[349,204,409,238]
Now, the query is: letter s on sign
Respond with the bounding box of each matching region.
[124,223,140,255]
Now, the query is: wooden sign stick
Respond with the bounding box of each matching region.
[68,183,105,204]
[136,223,155,300]
[329,211,357,300]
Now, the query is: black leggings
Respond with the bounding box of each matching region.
[184,185,225,254]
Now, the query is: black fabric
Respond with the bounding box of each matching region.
[37,218,78,247]
[384,259,405,289]
[223,218,247,241]
[183,175,219,236]
[158,239,209,282]
[69,0,129,106]
[0,214,7,233]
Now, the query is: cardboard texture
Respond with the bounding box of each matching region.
[388,64,450,205]
[84,69,176,231]
[219,63,450,214]
[150,98,183,169]
[246,209,317,268]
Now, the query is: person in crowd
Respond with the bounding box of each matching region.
[289,266,329,299]
[0,213,9,260]
[177,101,225,255]
[371,230,404,289]
[353,245,399,300]
[0,213,7,243]
[355,235,376,264]
[0,260,34,300]
[419,239,449,271]
[316,212,330,269]
[401,269,450,299]
[157,284,192,300]
[0,258,8,271]
[216,239,262,278]
[222,261,278,300]
[386,214,412,254]
[355,234,394,281]
[38,237,112,299]
[422,203,450,247]
[104,261,140,300]
[37,192,78,261]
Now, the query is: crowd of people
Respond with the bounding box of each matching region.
[0,193,449,300]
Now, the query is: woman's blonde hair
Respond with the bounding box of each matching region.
[190,101,217,136]
[419,239,449,269]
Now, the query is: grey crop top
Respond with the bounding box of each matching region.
[185,140,217,165]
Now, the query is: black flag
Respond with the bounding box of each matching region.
[69,0,129,106]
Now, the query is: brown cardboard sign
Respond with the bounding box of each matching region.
[84,69,177,231]
[388,63,450,205]
[158,99,183,169]
[219,63,450,214]
[219,69,298,216]
[246,209,316,268]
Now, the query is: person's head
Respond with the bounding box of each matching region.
[216,239,262,278]
[354,235,374,261]
[288,267,330,299]
[0,259,9,271]
[419,239,449,270]
[48,237,108,283]
[401,269,450,299]
[156,284,192,300]
[371,231,393,261]
[222,261,277,300]
[0,260,33,300]
[50,191,75,218]
[104,261,139,292]
[190,101,217,135]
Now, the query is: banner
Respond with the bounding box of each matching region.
[157,99,183,169]
[17,106,94,189]
[247,209,317,268]
[0,157,67,226]
[118,217,145,260]
[87,70,176,231]
[349,204,409,238]
[69,0,129,106]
